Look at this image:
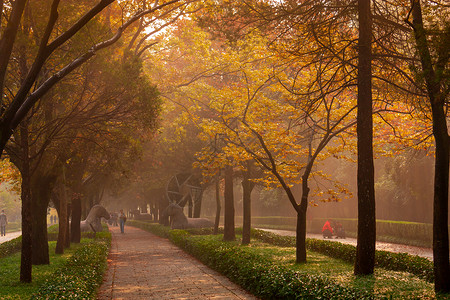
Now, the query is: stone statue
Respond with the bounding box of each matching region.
[80,205,110,232]
[163,203,213,229]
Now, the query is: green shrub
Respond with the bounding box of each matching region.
[126,220,171,238]
[30,234,111,300]
[168,230,372,299]
[0,236,21,259]
[127,221,434,299]
[47,231,97,241]
[250,229,434,282]
[309,218,436,248]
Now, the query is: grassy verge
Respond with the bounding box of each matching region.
[129,222,447,299]
[0,231,110,300]
[0,236,21,259]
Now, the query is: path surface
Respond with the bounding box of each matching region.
[260,228,434,260]
[97,226,258,300]
[0,231,21,244]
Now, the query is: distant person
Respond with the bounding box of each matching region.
[322,219,333,239]
[119,209,127,233]
[0,210,7,236]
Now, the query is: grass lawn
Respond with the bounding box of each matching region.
[0,239,94,299]
[234,236,440,299]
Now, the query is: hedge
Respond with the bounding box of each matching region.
[233,217,436,248]
[252,229,434,282]
[128,222,435,283]
[0,236,21,259]
[168,230,372,299]
[30,232,111,300]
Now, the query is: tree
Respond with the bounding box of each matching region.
[0,0,198,160]
[406,0,450,293]
[354,0,376,276]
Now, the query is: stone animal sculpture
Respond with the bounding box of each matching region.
[80,205,110,232]
[163,203,213,229]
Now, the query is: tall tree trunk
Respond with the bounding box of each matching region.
[188,196,193,218]
[223,165,235,241]
[65,203,71,248]
[296,174,310,263]
[242,165,255,245]
[19,122,32,283]
[31,176,55,265]
[55,188,67,254]
[355,0,376,276]
[70,197,82,243]
[31,195,50,264]
[193,191,203,218]
[214,177,221,235]
[408,0,450,292]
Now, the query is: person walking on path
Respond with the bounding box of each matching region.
[118,209,126,233]
[0,210,7,236]
[97,225,258,299]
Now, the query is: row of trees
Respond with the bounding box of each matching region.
[142,0,449,293]
[0,0,201,283]
[0,0,447,294]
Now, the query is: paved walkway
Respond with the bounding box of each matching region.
[97,226,258,300]
[0,231,21,244]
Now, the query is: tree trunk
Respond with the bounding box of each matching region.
[355,0,376,276]
[188,196,193,218]
[193,190,202,218]
[431,103,450,293]
[223,165,235,241]
[296,175,310,263]
[19,123,32,283]
[65,203,71,248]
[242,167,255,245]
[408,0,450,292]
[214,178,221,235]
[31,195,50,265]
[55,189,67,254]
[71,197,82,243]
[31,175,55,265]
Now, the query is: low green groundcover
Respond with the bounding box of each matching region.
[30,232,110,300]
[128,221,444,299]
[0,236,21,259]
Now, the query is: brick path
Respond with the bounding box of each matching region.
[97,225,258,300]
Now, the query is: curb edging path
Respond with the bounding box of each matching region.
[97,226,258,300]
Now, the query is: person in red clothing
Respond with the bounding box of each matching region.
[322,220,333,238]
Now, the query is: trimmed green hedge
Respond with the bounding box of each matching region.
[236,217,435,248]
[47,231,96,241]
[309,218,434,247]
[30,232,111,300]
[129,222,435,291]
[0,236,21,259]
[252,229,434,282]
[168,230,372,299]
[129,223,371,299]
[126,220,171,237]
